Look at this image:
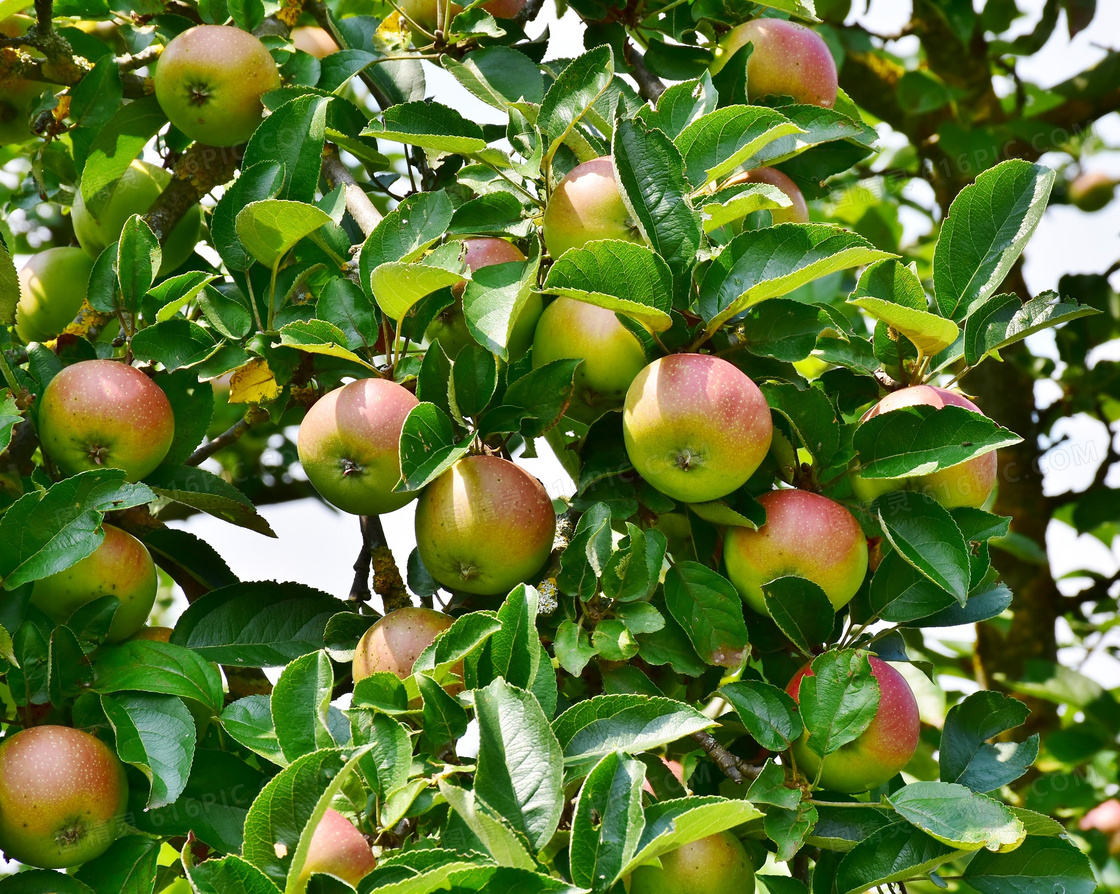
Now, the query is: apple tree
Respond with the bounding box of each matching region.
[0,0,1116,891]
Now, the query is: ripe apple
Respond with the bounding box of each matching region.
[623,354,773,504]
[14,247,94,344]
[852,385,998,510]
[38,359,176,482]
[31,523,158,642]
[710,18,838,109]
[727,166,809,224]
[294,808,376,888]
[426,238,542,358]
[291,26,339,58]
[352,606,456,683]
[1069,171,1116,212]
[0,725,129,868]
[72,159,203,275]
[154,25,282,147]
[542,156,642,259]
[297,377,420,516]
[398,0,526,32]
[1081,799,1120,855]
[628,831,755,894]
[531,297,647,422]
[787,655,920,793]
[414,455,555,595]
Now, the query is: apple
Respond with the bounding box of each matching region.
[542,156,642,259]
[154,25,282,147]
[291,26,339,58]
[14,247,94,344]
[414,455,555,595]
[31,523,158,642]
[724,489,868,616]
[297,377,420,516]
[130,626,174,643]
[38,360,176,482]
[72,159,203,276]
[787,655,920,793]
[710,18,838,109]
[852,385,998,510]
[1081,799,1120,855]
[1069,171,1116,212]
[727,166,809,224]
[628,832,755,894]
[426,238,542,358]
[0,725,129,868]
[531,297,647,422]
[294,808,376,888]
[398,0,526,32]
[352,606,455,683]
[623,354,773,504]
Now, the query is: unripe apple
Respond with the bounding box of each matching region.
[297,377,420,516]
[787,655,920,792]
[710,18,838,109]
[154,25,282,147]
[14,247,94,344]
[72,159,203,276]
[295,808,376,888]
[531,297,647,422]
[727,166,809,224]
[542,157,642,259]
[628,831,755,894]
[1069,171,1116,212]
[414,455,555,595]
[31,524,158,642]
[852,385,997,510]
[724,489,868,615]
[398,0,526,32]
[353,606,456,683]
[38,360,176,482]
[623,354,773,504]
[0,725,128,868]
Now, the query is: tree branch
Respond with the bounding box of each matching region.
[186,410,266,466]
[145,142,243,244]
[624,46,665,103]
[691,731,762,784]
[322,144,383,237]
[367,515,410,612]
[350,515,375,604]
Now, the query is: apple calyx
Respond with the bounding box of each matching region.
[674,447,704,472]
[340,457,364,477]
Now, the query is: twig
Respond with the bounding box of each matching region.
[322,144,383,237]
[691,731,762,784]
[624,44,665,103]
[185,413,262,466]
[367,514,411,612]
[145,141,243,244]
[350,516,375,604]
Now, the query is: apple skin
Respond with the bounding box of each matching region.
[154,25,282,147]
[724,489,868,615]
[729,166,809,224]
[72,159,202,276]
[1081,799,1120,855]
[38,360,176,482]
[414,455,556,596]
[399,0,526,31]
[852,385,998,510]
[787,655,920,793]
[531,297,647,422]
[353,606,456,683]
[542,156,642,259]
[0,725,129,868]
[15,247,94,344]
[628,832,755,894]
[1069,171,1116,212]
[711,18,838,109]
[295,808,377,888]
[291,26,339,58]
[623,354,773,504]
[297,377,420,516]
[130,625,173,643]
[31,524,158,642]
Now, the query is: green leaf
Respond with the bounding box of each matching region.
[185,854,280,894]
[371,260,464,323]
[745,104,877,170]
[442,46,545,108]
[558,502,614,602]
[538,46,614,163]
[221,695,284,765]
[475,679,565,851]
[359,189,454,281]
[876,491,971,604]
[0,239,17,326]
[961,836,1096,894]
[438,781,537,869]
[621,797,763,877]
[117,214,160,309]
[799,650,879,757]
[80,97,165,217]
[542,239,673,331]
[92,640,224,713]
[234,200,332,269]
[939,691,1038,792]
[834,822,966,894]
[397,401,472,492]
[364,100,487,154]
[765,802,818,863]
[102,692,196,809]
[763,577,835,655]
[760,381,841,466]
[351,712,412,803]
[474,584,542,691]
[463,246,541,361]
[419,674,469,747]
[963,290,1099,366]
[130,318,217,372]
[700,181,792,232]
[675,105,802,186]
[242,94,329,202]
[277,318,377,370]
[0,871,97,893]
[720,680,803,752]
[570,751,646,890]
[316,276,380,350]
[211,162,286,273]
[850,297,959,356]
[932,160,1056,320]
[145,464,276,537]
[554,620,598,677]
[888,781,1026,851]
[867,551,957,623]
[663,562,749,668]
[73,836,159,894]
[272,651,336,763]
[602,524,666,604]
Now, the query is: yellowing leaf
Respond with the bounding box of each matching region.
[229,358,281,405]
[850,296,960,355]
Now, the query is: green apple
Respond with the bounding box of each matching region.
[154,25,282,147]
[542,156,642,259]
[728,166,809,224]
[724,489,868,615]
[398,0,526,31]
[295,808,377,889]
[31,523,158,641]
[38,359,176,482]
[353,606,456,683]
[0,725,128,868]
[531,297,647,422]
[14,247,94,344]
[297,377,420,516]
[711,18,838,109]
[414,455,556,596]
[628,832,755,894]
[787,655,920,792]
[1069,171,1116,212]
[72,159,203,276]
[623,354,773,504]
[852,385,998,510]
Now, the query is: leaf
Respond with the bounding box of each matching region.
[462,247,541,361]
[888,781,1026,851]
[0,239,17,326]
[397,401,472,492]
[117,215,160,309]
[554,620,598,677]
[961,836,1096,894]
[569,751,646,890]
[185,854,280,894]
[940,691,1038,792]
[867,551,957,623]
[364,100,487,154]
[102,692,196,809]
[438,781,537,869]
[442,46,545,108]
[73,836,159,894]
[834,822,966,894]
[675,105,802,186]
[242,94,329,202]
[92,640,224,713]
[932,160,1056,320]
[541,240,673,331]
[720,680,803,751]
[272,651,336,763]
[277,318,377,370]
[851,297,959,356]
[760,381,841,466]
[700,181,792,232]
[211,161,286,273]
[620,797,762,877]
[351,712,412,803]
[221,695,284,766]
[130,318,217,372]
[474,584,542,691]
[963,290,1099,366]
[371,260,465,323]
[538,46,614,162]
[762,577,835,655]
[663,562,749,668]
[80,97,165,216]
[145,464,276,537]
[799,650,879,757]
[876,491,971,604]
[419,674,469,747]
[602,524,666,604]
[234,200,332,269]
[359,189,454,282]
[0,872,97,893]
